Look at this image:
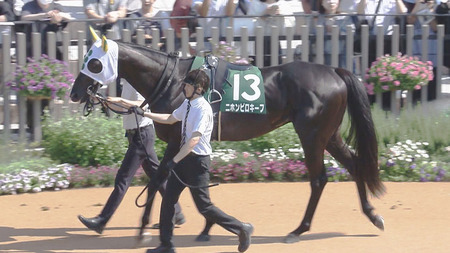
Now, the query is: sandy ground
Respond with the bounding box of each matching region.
[0,182,449,253]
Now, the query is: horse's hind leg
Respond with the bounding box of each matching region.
[195,219,215,241]
[325,133,384,230]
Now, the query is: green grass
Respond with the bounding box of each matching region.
[0,143,57,174]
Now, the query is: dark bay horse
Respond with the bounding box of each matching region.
[70,40,385,244]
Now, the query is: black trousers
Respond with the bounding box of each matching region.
[100,125,182,221]
[159,154,243,247]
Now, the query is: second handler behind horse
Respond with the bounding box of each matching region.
[77,81,185,234]
[134,69,254,253]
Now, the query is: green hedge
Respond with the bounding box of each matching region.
[42,111,127,167]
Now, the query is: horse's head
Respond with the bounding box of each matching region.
[70,28,118,103]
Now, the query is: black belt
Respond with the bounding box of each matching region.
[126,125,151,135]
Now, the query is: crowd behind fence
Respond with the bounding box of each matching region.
[0,13,449,144]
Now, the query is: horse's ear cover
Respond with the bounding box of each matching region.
[102,35,108,52]
[89,26,100,42]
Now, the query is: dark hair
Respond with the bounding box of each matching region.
[183,69,210,94]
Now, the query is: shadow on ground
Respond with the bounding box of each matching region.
[0,226,378,253]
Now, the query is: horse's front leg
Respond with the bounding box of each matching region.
[136,165,172,246]
[136,182,159,247]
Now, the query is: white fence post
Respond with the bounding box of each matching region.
[2,33,11,141]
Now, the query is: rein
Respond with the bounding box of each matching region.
[139,51,180,109]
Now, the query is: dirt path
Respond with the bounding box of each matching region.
[1,182,449,253]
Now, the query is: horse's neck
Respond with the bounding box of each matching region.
[117,45,166,98]
[117,45,194,111]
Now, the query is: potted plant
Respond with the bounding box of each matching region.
[211,41,252,65]
[6,54,74,129]
[7,54,74,100]
[364,53,434,95]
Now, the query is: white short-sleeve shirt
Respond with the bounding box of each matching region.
[172,97,213,155]
[121,81,153,130]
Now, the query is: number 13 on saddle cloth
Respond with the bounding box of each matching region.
[191,56,266,114]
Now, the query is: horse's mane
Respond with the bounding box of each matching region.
[117,41,196,62]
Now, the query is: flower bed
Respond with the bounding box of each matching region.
[0,143,448,196]
[0,165,71,195]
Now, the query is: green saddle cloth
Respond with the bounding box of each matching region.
[190,56,266,114]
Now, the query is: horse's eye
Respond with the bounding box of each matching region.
[87,59,103,74]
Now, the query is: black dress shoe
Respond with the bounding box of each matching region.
[238,222,254,252]
[146,245,176,253]
[78,215,107,234]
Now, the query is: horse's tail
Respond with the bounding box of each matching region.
[335,68,385,197]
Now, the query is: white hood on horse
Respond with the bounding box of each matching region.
[80,37,119,85]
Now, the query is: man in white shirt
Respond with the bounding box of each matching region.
[78,81,185,234]
[136,69,253,253]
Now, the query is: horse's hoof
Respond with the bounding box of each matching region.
[284,233,300,244]
[135,232,152,248]
[195,234,211,242]
[373,215,385,231]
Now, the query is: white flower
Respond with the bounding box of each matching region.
[32,187,42,193]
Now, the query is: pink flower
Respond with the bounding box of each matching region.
[414,85,422,90]
[393,80,400,86]
[382,85,390,91]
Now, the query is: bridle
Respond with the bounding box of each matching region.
[84,81,133,116]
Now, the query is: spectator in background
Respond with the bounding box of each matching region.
[247,0,288,66]
[356,0,408,109]
[0,0,14,35]
[0,0,14,82]
[126,0,141,19]
[317,0,356,68]
[407,0,438,101]
[403,0,416,12]
[357,0,408,35]
[301,0,321,14]
[12,0,24,18]
[84,0,127,40]
[436,0,450,69]
[356,0,407,63]
[170,0,194,51]
[21,0,73,58]
[194,0,236,39]
[126,0,162,39]
[232,0,251,35]
[1,0,14,23]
